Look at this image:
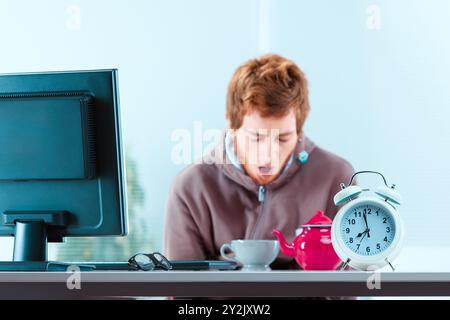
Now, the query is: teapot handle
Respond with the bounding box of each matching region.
[220,243,238,262]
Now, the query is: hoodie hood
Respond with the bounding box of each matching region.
[203,129,316,193]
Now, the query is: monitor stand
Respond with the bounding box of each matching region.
[0,211,126,271]
[2,211,69,261]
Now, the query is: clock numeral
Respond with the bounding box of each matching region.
[354,212,361,218]
[363,208,372,215]
[386,227,391,233]
[345,228,350,234]
[376,210,379,216]
[347,219,356,225]
[383,236,388,242]
[383,217,387,224]
[376,243,381,250]
[356,244,360,251]
[366,246,371,253]
[349,237,353,243]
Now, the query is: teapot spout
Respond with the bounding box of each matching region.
[272,229,295,257]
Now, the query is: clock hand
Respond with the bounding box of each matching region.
[356,229,368,238]
[363,213,371,238]
[359,229,370,243]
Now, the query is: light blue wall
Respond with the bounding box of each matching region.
[0,0,449,267]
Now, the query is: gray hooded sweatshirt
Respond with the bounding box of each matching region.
[164,131,354,269]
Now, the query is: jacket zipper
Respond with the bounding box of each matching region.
[251,185,268,239]
[258,185,266,202]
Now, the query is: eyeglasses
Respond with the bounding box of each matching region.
[128,252,173,271]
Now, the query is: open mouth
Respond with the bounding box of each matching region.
[258,166,274,176]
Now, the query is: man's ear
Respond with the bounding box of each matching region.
[297,130,303,142]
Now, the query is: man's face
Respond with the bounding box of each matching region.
[232,108,299,185]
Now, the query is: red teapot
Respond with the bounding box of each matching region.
[272,210,342,270]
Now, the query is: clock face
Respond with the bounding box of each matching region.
[340,203,396,256]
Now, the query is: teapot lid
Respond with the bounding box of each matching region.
[301,210,332,226]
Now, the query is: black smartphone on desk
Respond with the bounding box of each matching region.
[170,260,238,271]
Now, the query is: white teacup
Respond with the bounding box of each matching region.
[220,240,279,271]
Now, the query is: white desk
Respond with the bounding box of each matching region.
[0,271,449,299]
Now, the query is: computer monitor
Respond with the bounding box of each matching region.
[0,69,127,262]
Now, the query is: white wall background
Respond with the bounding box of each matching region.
[0,0,449,271]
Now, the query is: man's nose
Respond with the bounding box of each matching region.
[258,140,279,165]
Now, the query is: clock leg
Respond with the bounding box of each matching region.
[386,259,395,271]
[340,258,351,271]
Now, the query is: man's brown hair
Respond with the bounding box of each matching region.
[226,54,310,135]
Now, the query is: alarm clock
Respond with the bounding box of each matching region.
[331,171,404,271]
